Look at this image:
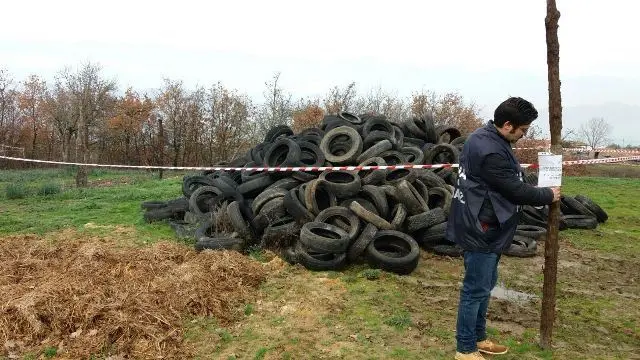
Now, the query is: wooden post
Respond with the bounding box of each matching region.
[541,0,562,349]
[158,115,165,180]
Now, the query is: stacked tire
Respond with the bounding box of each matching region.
[141,111,611,269]
[142,111,464,274]
[520,173,608,230]
[502,173,611,258]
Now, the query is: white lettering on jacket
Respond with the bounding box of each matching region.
[453,165,466,204]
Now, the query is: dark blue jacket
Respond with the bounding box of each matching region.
[446,121,554,253]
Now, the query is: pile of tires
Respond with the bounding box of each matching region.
[141,112,611,269]
[520,173,608,231]
[142,112,464,274]
[503,173,610,257]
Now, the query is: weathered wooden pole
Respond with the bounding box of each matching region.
[541,0,562,349]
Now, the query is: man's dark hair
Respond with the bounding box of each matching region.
[493,97,538,127]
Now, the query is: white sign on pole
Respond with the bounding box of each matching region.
[537,152,563,187]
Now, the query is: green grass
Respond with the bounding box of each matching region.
[5,183,28,199]
[43,347,57,358]
[1,169,639,359]
[37,182,62,196]
[212,175,639,359]
[560,176,640,255]
[244,304,254,316]
[0,168,190,242]
[2,169,633,249]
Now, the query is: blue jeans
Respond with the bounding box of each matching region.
[455,251,501,353]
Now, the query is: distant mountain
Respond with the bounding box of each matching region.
[535,103,640,146]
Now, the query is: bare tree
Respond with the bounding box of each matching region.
[0,69,21,147]
[104,88,154,164]
[323,82,357,114]
[579,117,611,150]
[19,75,48,158]
[61,62,117,187]
[140,110,167,178]
[562,127,575,141]
[255,72,293,138]
[380,96,410,124]
[522,125,575,142]
[46,79,76,161]
[181,86,207,166]
[353,86,410,123]
[156,79,189,167]
[411,90,483,135]
[292,97,324,132]
[559,127,577,147]
[0,69,12,132]
[205,82,255,163]
[524,124,542,140]
[410,90,437,118]
[5,64,572,170]
[156,113,165,178]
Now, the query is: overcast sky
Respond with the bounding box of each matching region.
[2,0,639,144]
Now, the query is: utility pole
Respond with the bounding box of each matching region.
[541,0,562,349]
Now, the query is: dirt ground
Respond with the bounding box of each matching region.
[186,240,640,359]
[1,229,638,359]
[0,228,271,359]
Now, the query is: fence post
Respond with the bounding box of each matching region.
[541,0,562,349]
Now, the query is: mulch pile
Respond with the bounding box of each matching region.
[0,232,269,358]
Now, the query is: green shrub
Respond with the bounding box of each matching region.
[360,268,382,280]
[64,165,78,176]
[38,183,62,196]
[90,168,108,177]
[6,183,28,199]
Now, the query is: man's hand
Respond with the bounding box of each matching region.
[550,187,561,202]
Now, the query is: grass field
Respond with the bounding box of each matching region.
[1,167,639,359]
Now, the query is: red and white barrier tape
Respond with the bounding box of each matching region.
[565,148,640,153]
[2,155,640,172]
[514,146,640,154]
[560,156,640,166]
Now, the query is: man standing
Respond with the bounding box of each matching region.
[446,97,561,360]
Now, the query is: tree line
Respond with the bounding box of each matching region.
[0,63,484,176]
